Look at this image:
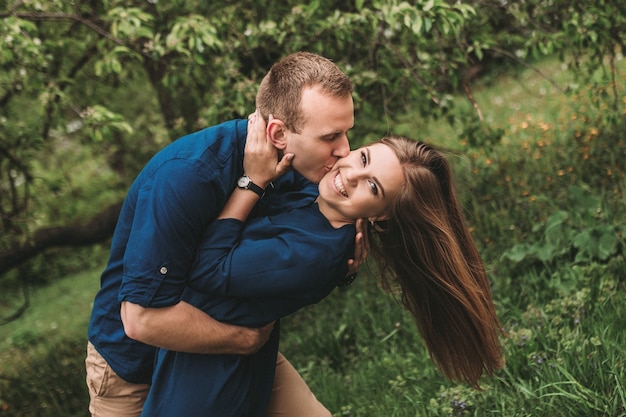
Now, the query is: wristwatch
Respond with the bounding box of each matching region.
[237,175,265,198]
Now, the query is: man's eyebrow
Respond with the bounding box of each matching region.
[366,147,386,198]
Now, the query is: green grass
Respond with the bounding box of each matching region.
[280,259,626,417]
[0,267,101,351]
[0,267,101,416]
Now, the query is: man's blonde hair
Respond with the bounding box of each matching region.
[256,52,353,133]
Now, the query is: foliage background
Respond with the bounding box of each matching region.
[1,0,625,416]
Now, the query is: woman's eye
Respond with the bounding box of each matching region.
[361,152,367,166]
[368,180,378,195]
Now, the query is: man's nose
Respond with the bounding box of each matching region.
[332,134,350,158]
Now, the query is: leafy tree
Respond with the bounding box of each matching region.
[0,0,623,297]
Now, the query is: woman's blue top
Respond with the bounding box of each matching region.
[141,201,356,416]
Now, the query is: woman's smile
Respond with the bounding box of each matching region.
[334,173,348,197]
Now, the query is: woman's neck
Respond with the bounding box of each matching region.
[315,198,355,229]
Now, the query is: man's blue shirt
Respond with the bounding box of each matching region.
[87,119,314,384]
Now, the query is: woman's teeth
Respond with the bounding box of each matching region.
[334,174,348,197]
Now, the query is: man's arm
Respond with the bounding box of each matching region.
[120,113,287,354]
[121,300,274,355]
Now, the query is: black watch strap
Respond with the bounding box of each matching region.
[237,176,265,198]
[245,181,265,198]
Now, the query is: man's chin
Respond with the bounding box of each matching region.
[298,170,325,184]
[313,172,328,184]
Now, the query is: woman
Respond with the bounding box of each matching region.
[140,114,504,416]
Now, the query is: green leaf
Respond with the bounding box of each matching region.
[572,230,593,251]
[537,242,558,262]
[412,16,423,34]
[502,244,531,263]
[423,17,432,32]
[111,59,122,74]
[545,211,569,231]
[597,227,618,260]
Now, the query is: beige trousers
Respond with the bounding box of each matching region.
[264,352,331,417]
[85,343,330,417]
[85,342,150,417]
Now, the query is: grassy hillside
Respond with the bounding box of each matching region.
[0,268,101,416]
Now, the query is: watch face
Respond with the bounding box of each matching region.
[237,176,250,188]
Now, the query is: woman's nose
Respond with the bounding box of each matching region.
[344,166,362,185]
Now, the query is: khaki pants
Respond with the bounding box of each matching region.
[264,352,331,417]
[85,342,150,417]
[85,344,330,417]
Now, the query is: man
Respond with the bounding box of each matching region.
[86,52,364,416]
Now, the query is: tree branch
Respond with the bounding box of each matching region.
[462,82,484,122]
[0,201,122,276]
[0,11,151,59]
[0,282,29,325]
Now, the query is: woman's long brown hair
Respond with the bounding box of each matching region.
[370,136,504,388]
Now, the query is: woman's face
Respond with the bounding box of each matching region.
[317,142,405,225]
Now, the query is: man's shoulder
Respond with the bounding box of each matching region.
[148,119,247,166]
[177,119,248,149]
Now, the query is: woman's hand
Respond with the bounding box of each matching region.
[243,110,293,188]
[344,218,370,283]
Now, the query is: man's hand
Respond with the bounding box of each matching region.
[235,321,276,355]
[346,217,370,276]
[121,300,275,355]
[244,110,293,188]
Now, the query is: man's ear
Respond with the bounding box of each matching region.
[267,118,288,150]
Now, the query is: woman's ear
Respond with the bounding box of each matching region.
[369,214,390,223]
[267,117,288,150]
[369,216,391,233]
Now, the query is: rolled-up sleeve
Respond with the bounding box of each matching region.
[119,159,226,307]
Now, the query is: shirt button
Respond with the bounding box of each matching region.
[159,266,168,275]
